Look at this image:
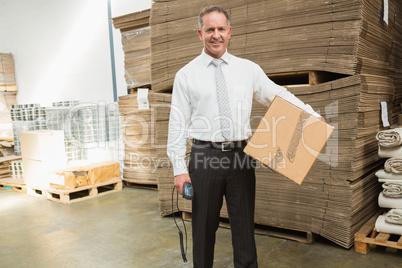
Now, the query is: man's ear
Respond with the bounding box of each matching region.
[197,29,203,41]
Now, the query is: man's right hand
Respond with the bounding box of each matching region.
[175,173,191,194]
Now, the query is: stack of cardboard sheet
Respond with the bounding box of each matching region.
[0,156,23,192]
[0,155,21,179]
[0,93,16,147]
[112,10,151,90]
[150,0,396,92]
[150,0,402,248]
[0,53,17,92]
[118,92,171,186]
[153,94,173,214]
[0,53,18,149]
[389,1,402,123]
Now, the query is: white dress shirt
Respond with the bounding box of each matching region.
[167,50,321,176]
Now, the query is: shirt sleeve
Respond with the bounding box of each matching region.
[167,71,192,176]
[252,64,322,118]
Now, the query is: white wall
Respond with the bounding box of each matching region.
[0,0,151,106]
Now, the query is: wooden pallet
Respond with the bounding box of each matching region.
[354,212,402,254]
[124,180,158,190]
[150,71,347,93]
[267,70,346,87]
[0,84,17,92]
[182,212,314,244]
[0,178,26,194]
[26,187,47,198]
[45,177,123,204]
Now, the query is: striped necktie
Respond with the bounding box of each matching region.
[211,58,233,140]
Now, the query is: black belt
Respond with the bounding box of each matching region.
[193,139,248,151]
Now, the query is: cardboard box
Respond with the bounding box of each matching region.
[244,96,334,184]
[85,161,121,185]
[20,130,67,189]
[49,161,121,190]
[49,171,89,190]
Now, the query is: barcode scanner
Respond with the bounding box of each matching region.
[182,182,194,200]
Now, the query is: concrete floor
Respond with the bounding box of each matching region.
[0,187,401,268]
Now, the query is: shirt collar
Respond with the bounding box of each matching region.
[201,49,232,67]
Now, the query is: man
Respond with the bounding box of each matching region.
[167,5,322,268]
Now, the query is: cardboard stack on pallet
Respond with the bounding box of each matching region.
[0,155,21,180]
[0,53,17,92]
[0,156,25,193]
[150,0,399,92]
[112,10,151,90]
[0,53,18,151]
[389,1,402,124]
[118,92,171,186]
[150,0,402,248]
[0,53,23,192]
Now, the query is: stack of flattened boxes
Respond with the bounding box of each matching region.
[118,92,172,186]
[112,10,152,90]
[113,10,159,186]
[0,53,17,92]
[0,53,18,146]
[151,0,402,248]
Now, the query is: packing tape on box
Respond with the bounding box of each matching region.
[286,110,310,163]
[268,147,284,170]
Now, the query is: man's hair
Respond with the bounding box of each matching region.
[198,5,230,29]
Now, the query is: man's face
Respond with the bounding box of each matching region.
[197,11,232,59]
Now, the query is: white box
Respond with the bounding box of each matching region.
[20,130,66,161]
[20,130,67,189]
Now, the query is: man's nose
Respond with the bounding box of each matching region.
[213,29,220,39]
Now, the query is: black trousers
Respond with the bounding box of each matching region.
[189,143,258,268]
